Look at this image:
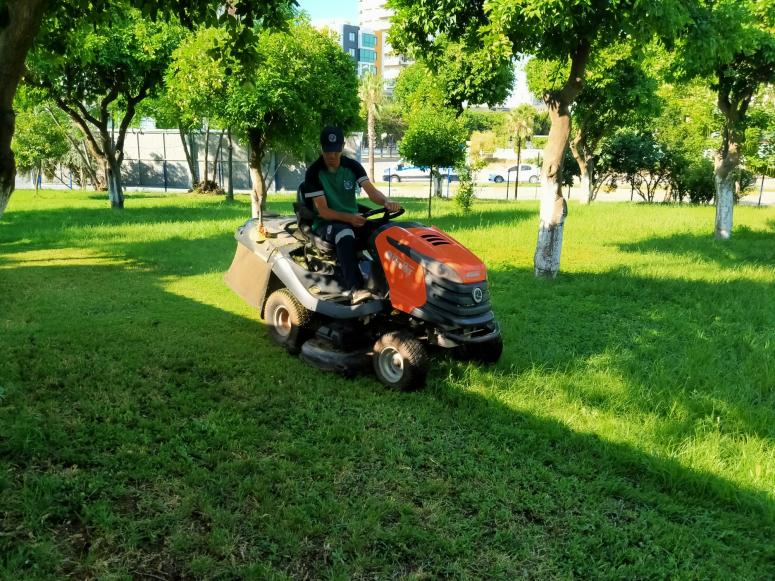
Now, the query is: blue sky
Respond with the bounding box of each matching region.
[296,0,358,22]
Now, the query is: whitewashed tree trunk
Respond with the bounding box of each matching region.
[532,41,589,278]
[106,157,124,208]
[534,183,568,277]
[714,166,735,240]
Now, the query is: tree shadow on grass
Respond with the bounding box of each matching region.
[487,264,775,444]
[0,210,773,578]
[617,225,775,268]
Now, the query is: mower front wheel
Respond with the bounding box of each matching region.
[373,332,429,390]
[265,288,313,354]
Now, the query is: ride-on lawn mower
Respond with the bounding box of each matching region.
[225,188,502,390]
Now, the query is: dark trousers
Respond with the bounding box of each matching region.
[315,220,376,290]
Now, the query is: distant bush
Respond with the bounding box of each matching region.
[454,164,476,213]
[191,180,225,195]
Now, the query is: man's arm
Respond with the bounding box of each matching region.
[361,179,402,212]
[313,195,366,227]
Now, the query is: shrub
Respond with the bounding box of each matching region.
[191,180,225,195]
[454,164,476,213]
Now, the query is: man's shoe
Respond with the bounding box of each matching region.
[350,288,374,305]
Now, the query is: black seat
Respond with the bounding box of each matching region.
[294,183,336,256]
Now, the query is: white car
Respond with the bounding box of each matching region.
[488,163,540,184]
[382,162,458,182]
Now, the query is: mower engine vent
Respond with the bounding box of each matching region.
[420,233,451,246]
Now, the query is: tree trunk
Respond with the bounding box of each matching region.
[515,138,522,201]
[0,0,48,220]
[534,42,589,278]
[226,127,234,201]
[569,132,594,204]
[179,126,198,188]
[714,114,744,240]
[428,167,433,220]
[203,121,210,184]
[105,155,125,208]
[714,158,735,240]
[368,107,376,182]
[247,128,267,222]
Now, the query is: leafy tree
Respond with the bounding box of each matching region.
[359,71,385,182]
[742,102,775,206]
[399,107,466,219]
[671,0,775,239]
[527,44,662,204]
[393,63,445,114]
[461,109,507,135]
[11,88,69,194]
[650,81,720,203]
[375,102,407,154]
[598,130,670,203]
[26,5,184,208]
[0,0,295,219]
[390,0,689,277]
[169,19,360,223]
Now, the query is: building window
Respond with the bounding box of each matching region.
[348,48,356,58]
[361,33,377,48]
[349,32,356,42]
[360,48,376,63]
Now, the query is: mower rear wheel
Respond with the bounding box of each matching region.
[373,331,429,390]
[265,288,313,354]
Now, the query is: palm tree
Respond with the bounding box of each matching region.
[358,71,385,182]
[506,104,536,200]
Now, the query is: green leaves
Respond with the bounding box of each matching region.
[399,108,467,170]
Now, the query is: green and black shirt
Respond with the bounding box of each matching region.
[304,155,369,230]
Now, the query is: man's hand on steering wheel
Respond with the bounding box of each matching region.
[384,200,402,212]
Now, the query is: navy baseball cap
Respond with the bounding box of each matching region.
[320,126,344,152]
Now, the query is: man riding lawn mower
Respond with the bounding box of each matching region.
[225,127,502,390]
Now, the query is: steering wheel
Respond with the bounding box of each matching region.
[361,206,405,222]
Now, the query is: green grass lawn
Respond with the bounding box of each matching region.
[1,189,774,578]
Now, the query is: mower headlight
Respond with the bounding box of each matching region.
[423,259,462,283]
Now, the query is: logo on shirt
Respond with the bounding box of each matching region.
[344,179,353,190]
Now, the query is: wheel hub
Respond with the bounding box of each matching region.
[378,346,404,383]
[273,305,291,337]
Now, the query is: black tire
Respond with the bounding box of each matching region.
[264,289,312,354]
[372,331,429,390]
[529,175,539,184]
[463,335,503,364]
[493,175,504,183]
[389,174,401,183]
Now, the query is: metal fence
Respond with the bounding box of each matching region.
[14,129,364,193]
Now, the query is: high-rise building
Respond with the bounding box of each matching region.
[313,19,379,77]
[358,0,411,93]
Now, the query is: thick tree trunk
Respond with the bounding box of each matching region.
[714,157,735,240]
[0,0,48,219]
[367,108,376,182]
[106,157,125,208]
[247,128,267,222]
[534,42,589,278]
[714,119,743,240]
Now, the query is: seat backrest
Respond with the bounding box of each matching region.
[294,182,315,236]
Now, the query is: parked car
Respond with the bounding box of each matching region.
[487,163,540,184]
[382,162,458,182]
